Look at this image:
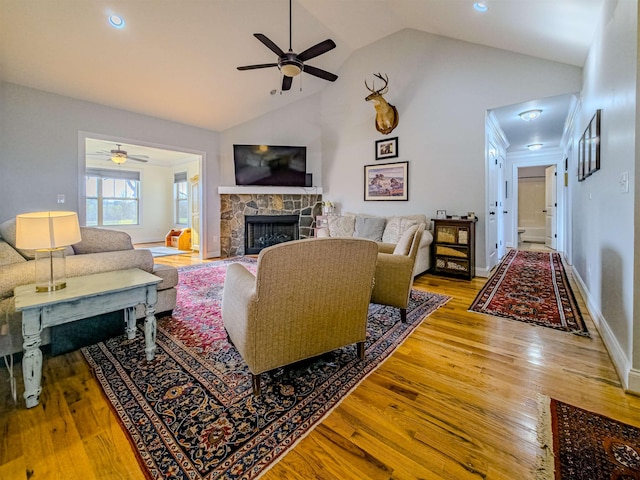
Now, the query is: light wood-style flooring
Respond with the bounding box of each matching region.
[1,243,639,479]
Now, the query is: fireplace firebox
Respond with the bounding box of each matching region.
[244,215,300,254]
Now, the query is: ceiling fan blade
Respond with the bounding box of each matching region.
[298,39,336,62]
[237,63,278,71]
[129,157,149,163]
[254,33,286,57]
[303,65,338,82]
[282,75,293,91]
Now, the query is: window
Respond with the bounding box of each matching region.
[86,168,140,226]
[174,172,188,225]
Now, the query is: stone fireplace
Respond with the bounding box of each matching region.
[220,193,322,257]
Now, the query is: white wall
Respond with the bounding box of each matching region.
[323,29,580,271]
[219,94,323,189]
[569,0,638,391]
[0,82,221,257]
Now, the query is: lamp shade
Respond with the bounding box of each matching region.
[16,211,82,250]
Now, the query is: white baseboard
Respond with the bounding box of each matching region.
[570,266,636,393]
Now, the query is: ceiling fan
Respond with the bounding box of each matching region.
[237,0,338,91]
[89,144,149,165]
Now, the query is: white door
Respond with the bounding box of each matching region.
[497,150,506,260]
[545,166,557,249]
[487,144,499,270]
[190,175,200,251]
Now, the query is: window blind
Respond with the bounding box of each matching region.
[86,168,140,181]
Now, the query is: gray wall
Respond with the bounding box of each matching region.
[0,82,221,257]
[569,0,639,391]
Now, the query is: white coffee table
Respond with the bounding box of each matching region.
[14,268,162,408]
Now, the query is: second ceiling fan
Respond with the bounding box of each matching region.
[237,0,338,91]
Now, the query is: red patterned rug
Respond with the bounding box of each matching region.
[82,258,450,479]
[537,396,640,479]
[469,250,588,336]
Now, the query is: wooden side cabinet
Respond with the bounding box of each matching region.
[431,218,477,280]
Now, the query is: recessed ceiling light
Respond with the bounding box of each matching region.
[519,109,542,121]
[473,3,488,13]
[527,144,543,151]
[108,15,125,29]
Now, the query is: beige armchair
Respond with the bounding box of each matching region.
[371,223,425,323]
[222,237,378,396]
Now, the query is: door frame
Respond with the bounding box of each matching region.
[507,149,565,254]
[78,131,206,259]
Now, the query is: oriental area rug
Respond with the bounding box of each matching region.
[537,396,640,479]
[82,258,450,479]
[469,249,588,336]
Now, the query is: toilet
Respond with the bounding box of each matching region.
[517,228,526,244]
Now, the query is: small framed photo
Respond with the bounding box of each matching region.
[436,210,447,219]
[364,161,408,201]
[316,215,328,228]
[375,137,398,160]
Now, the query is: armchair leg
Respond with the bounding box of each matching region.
[251,373,261,397]
[400,308,407,323]
[357,341,365,360]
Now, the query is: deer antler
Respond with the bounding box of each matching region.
[365,73,389,95]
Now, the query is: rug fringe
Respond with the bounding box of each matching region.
[535,393,555,480]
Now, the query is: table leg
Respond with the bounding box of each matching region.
[22,311,43,408]
[144,286,158,361]
[125,306,136,340]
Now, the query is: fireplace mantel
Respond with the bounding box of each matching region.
[218,186,323,195]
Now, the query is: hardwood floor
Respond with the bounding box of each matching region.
[1,245,639,479]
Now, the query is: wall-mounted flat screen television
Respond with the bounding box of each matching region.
[233,144,307,186]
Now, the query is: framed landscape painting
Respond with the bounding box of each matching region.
[364,161,408,201]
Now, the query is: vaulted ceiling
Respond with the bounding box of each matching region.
[1,1,603,135]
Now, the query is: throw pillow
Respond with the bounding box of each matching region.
[381,216,403,243]
[327,215,356,238]
[353,216,386,241]
[393,224,419,255]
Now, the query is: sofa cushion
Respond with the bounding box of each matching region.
[353,216,386,241]
[73,227,133,254]
[152,263,179,290]
[393,224,419,255]
[0,240,26,267]
[327,216,356,237]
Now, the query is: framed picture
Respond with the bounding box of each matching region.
[364,161,408,201]
[375,137,398,160]
[587,109,601,175]
[315,215,328,228]
[578,135,586,181]
[436,210,447,219]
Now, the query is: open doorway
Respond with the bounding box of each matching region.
[516,165,556,250]
[487,93,576,260]
[79,133,205,259]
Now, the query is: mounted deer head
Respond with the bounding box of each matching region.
[365,73,399,135]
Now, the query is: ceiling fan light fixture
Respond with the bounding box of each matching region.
[519,109,542,121]
[279,58,303,77]
[111,153,127,164]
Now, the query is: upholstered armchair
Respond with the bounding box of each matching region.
[371,223,425,323]
[222,237,379,396]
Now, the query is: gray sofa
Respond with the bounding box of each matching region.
[315,213,433,275]
[0,219,178,355]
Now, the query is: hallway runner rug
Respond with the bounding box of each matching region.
[469,250,588,336]
[537,396,640,479]
[82,258,451,480]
